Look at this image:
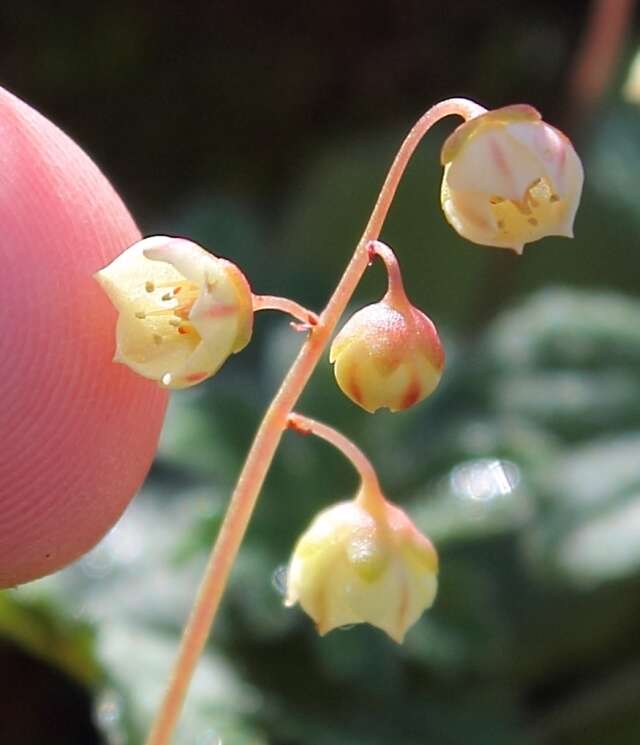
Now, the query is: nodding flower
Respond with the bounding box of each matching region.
[440,104,583,254]
[95,236,254,389]
[285,484,438,643]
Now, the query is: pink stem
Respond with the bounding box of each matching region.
[252,294,319,326]
[569,0,634,117]
[144,97,485,745]
[368,240,409,310]
[287,412,381,494]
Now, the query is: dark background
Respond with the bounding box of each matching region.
[2,2,640,744]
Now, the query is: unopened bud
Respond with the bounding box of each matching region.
[330,295,444,413]
[95,236,253,388]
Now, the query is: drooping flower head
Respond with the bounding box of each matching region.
[440,104,583,253]
[96,236,254,389]
[285,485,438,643]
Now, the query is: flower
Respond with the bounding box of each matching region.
[285,487,438,642]
[329,295,444,413]
[95,236,254,389]
[1,86,167,587]
[440,104,584,254]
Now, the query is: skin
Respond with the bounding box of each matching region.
[0,87,168,587]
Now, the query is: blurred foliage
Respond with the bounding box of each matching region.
[4,285,640,745]
[3,2,640,743]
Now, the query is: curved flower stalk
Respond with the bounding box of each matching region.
[64,95,578,745]
[285,414,438,643]
[144,97,584,745]
[441,104,583,253]
[0,87,167,588]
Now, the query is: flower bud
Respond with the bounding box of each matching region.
[285,488,438,643]
[440,104,583,254]
[95,236,253,389]
[330,296,444,413]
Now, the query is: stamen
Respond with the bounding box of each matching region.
[145,281,155,293]
[550,194,560,203]
[528,217,538,226]
[143,308,180,318]
[153,334,163,345]
[177,326,190,335]
[489,196,504,205]
[169,319,181,327]
[161,292,173,302]
[174,306,191,320]
[513,199,532,215]
[135,311,147,319]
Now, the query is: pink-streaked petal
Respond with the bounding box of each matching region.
[446,127,543,200]
[503,121,584,200]
[441,104,540,165]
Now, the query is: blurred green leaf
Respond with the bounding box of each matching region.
[0,593,99,687]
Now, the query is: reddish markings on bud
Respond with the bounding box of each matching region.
[348,370,364,406]
[401,378,422,410]
[330,249,444,414]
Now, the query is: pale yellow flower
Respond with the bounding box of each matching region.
[285,488,438,642]
[95,236,253,389]
[441,104,583,254]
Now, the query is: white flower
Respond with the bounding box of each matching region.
[95,236,253,388]
[441,104,584,254]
